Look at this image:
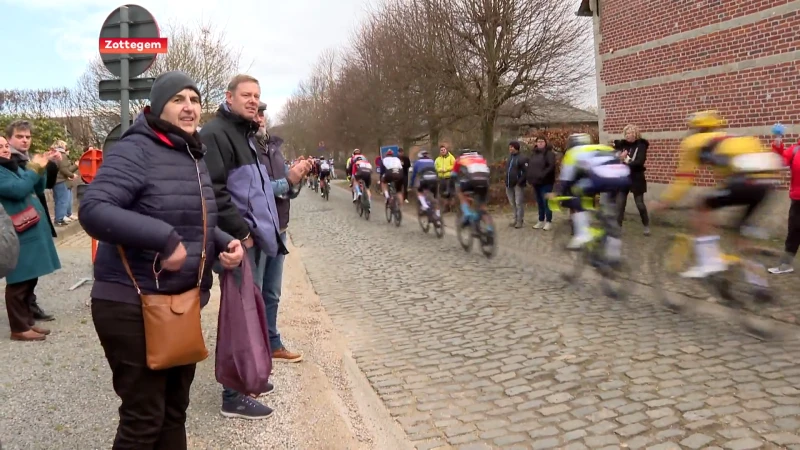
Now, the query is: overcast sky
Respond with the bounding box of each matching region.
[0,0,597,122]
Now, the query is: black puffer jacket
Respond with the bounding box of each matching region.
[526,144,557,186]
[79,111,233,306]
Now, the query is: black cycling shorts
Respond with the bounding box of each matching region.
[704,178,771,230]
[320,170,330,179]
[419,178,438,195]
[355,171,372,189]
[458,178,489,202]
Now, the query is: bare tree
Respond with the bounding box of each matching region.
[423,0,593,158]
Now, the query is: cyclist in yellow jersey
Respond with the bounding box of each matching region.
[651,111,785,278]
[550,133,631,260]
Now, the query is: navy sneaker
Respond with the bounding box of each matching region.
[220,394,274,420]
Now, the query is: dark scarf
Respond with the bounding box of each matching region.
[0,157,19,173]
[143,112,204,153]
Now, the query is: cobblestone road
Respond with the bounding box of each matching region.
[291,186,800,450]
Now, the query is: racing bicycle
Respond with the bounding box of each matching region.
[385,182,402,227]
[417,188,444,238]
[455,192,496,258]
[549,195,633,300]
[648,205,781,339]
[354,179,371,220]
[321,177,329,201]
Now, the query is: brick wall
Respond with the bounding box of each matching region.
[598,0,793,54]
[596,0,800,190]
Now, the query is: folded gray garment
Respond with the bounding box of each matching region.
[0,203,20,279]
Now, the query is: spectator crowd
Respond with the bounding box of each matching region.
[1,69,799,450]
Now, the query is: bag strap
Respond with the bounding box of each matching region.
[116,245,142,294]
[116,157,208,293]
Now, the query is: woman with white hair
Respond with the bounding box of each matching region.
[613,124,650,235]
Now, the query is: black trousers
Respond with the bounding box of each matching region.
[616,187,649,227]
[4,278,37,333]
[92,299,196,450]
[786,199,800,256]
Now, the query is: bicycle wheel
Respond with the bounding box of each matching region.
[394,206,402,227]
[363,195,371,221]
[648,233,701,311]
[721,246,782,310]
[418,206,430,233]
[597,243,633,301]
[323,184,329,201]
[433,212,444,238]
[385,200,393,223]
[477,214,497,258]
[550,216,584,283]
[356,198,364,217]
[455,209,473,252]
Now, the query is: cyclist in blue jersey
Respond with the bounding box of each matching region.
[411,150,440,217]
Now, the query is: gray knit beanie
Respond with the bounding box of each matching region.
[149,71,201,116]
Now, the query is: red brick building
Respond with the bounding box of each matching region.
[578,0,800,230]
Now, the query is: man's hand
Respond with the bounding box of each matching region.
[242,236,254,249]
[287,160,310,185]
[219,240,244,269]
[31,153,49,167]
[162,243,187,271]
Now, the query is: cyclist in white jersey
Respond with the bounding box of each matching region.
[380,150,406,205]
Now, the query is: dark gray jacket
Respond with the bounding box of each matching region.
[79,112,233,306]
[526,145,557,186]
[200,104,285,257]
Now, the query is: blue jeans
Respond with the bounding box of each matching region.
[262,232,286,352]
[66,188,73,217]
[533,184,553,222]
[53,182,70,221]
[222,246,267,402]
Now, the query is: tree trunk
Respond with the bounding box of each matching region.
[481,114,496,161]
[429,127,440,150]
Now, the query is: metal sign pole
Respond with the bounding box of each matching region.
[119,5,130,134]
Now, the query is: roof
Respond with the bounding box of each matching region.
[497,97,598,126]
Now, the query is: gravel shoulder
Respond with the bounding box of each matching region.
[0,233,404,450]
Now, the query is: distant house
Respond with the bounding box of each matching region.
[495,97,598,138]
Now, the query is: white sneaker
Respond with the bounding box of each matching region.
[543,222,552,231]
[768,264,794,274]
[566,234,592,249]
[68,214,78,220]
[532,221,544,229]
[680,263,727,278]
[62,216,73,223]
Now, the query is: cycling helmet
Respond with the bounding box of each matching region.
[385,150,394,156]
[688,110,725,130]
[418,150,429,159]
[566,133,592,150]
[353,148,361,155]
[459,148,479,156]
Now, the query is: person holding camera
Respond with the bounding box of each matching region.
[613,124,650,235]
